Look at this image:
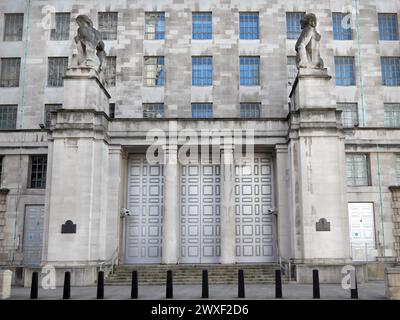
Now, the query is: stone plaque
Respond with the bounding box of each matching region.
[316,218,330,232]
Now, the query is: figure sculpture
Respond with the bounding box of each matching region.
[74,15,107,74]
[295,13,324,70]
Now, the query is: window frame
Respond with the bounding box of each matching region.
[50,12,71,41]
[29,155,48,189]
[346,153,371,187]
[286,12,305,40]
[240,56,260,86]
[191,103,213,119]
[384,103,400,128]
[105,56,117,87]
[0,104,18,130]
[239,12,259,40]
[337,103,359,128]
[3,13,24,41]
[192,12,212,40]
[381,57,400,86]
[332,12,353,40]
[144,56,165,87]
[98,12,118,41]
[143,103,165,118]
[240,103,261,119]
[0,57,21,87]
[44,104,62,128]
[378,13,399,41]
[335,56,356,86]
[145,12,165,40]
[47,57,68,87]
[192,56,213,86]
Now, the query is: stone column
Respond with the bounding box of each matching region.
[220,147,236,264]
[162,145,180,264]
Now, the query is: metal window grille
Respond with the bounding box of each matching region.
[287,56,297,86]
[378,13,399,41]
[335,56,356,86]
[332,13,352,40]
[30,155,47,189]
[144,57,164,86]
[192,12,212,40]
[98,12,118,40]
[384,104,400,128]
[105,56,116,86]
[0,58,21,87]
[240,12,259,40]
[286,12,305,40]
[50,13,70,41]
[0,105,17,129]
[337,103,358,128]
[44,104,62,128]
[346,154,369,186]
[4,13,24,41]
[192,103,213,118]
[240,103,261,118]
[240,57,260,86]
[143,103,165,118]
[381,57,400,86]
[192,57,212,86]
[47,57,68,87]
[145,12,165,40]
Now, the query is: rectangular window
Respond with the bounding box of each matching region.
[192,103,213,118]
[144,57,164,86]
[30,155,47,189]
[143,103,165,118]
[0,58,21,87]
[192,56,212,86]
[337,103,358,128]
[335,57,356,86]
[47,57,68,87]
[50,13,70,41]
[109,103,115,119]
[378,13,399,41]
[286,12,305,40]
[240,57,260,86]
[346,154,370,186]
[381,57,400,86]
[192,12,212,40]
[287,56,297,86]
[145,12,165,40]
[397,155,400,185]
[0,105,17,129]
[98,12,118,40]
[240,12,259,40]
[384,103,400,128]
[332,13,352,40]
[105,56,116,86]
[240,103,261,118]
[44,104,62,128]
[4,13,24,41]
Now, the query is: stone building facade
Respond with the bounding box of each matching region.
[0,0,399,285]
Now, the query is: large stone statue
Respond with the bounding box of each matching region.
[74,15,107,74]
[295,13,324,70]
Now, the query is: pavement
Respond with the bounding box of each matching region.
[8,281,386,300]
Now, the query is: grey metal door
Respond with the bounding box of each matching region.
[181,164,221,263]
[23,205,44,266]
[235,154,276,263]
[126,155,164,264]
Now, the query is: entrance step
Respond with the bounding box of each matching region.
[105,264,283,286]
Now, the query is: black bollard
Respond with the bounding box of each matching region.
[275,269,283,299]
[312,269,320,299]
[350,269,358,299]
[238,269,245,298]
[30,272,39,299]
[131,271,138,299]
[202,270,209,299]
[97,271,104,299]
[166,270,173,299]
[62,272,71,299]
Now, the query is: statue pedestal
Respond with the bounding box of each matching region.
[42,68,121,286]
[289,68,352,283]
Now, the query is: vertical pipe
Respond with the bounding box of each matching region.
[131,271,138,299]
[96,271,104,299]
[166,270,173,299]
[238,269,245,298]
[30,272,38,299]
[275,269,283,299]
[62,272,71,299]
[312,269,320,299]
[202,270,209,299]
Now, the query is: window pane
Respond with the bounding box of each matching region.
[98,12,118,40]
[378,13,399,41]
[192,57,212,86]
[50,13,70,40]
[105,56,116,86]
[240,103,261,118]
[143,103,165,118]
[384,104,400,128]
[240,13,259,40]
[145,12,165,40]
[337,103,358,128]
[0,58,21,87]
[48,57,68,87]
[332,13,352,40]
[286,12,305,40]
[44,104,62,128]
[192,103,213,118]
[0,105,17,129]
[192,12,212,40]
[335,57,356,86]
[381,57,400,86]
[4,13,24,41]
[346,154,369,186]
[144,57,164,86]
[30,155,47,189]
[240,57,260,86]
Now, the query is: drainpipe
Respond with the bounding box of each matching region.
[376,145,386,257]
